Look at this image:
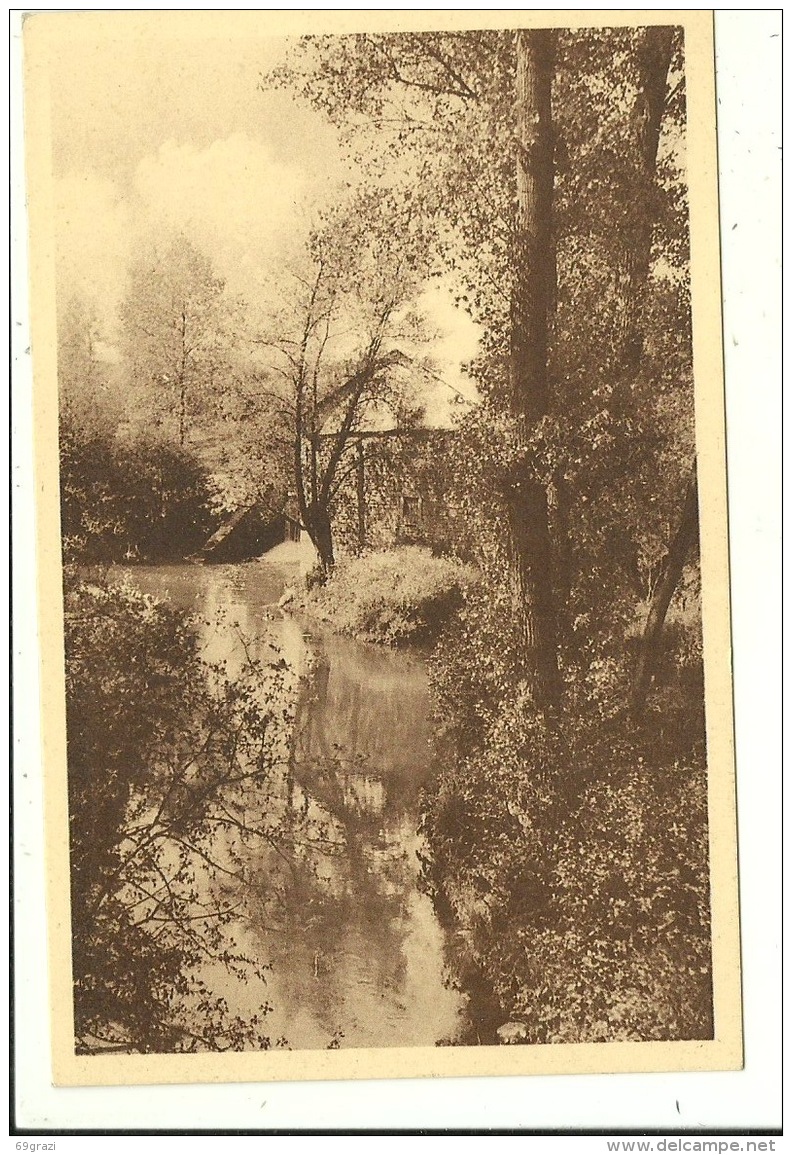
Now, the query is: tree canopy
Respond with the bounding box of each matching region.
[272,24,695,710]
[119,235,237,448]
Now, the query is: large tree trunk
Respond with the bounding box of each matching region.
[508,28,562,708]
[631,468,699,716]
[306,501,335,576]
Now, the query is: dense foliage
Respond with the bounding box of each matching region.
[280,25,714,1043]
[60,427,220,564]
[277,26,695,684]
[64,575,303,1052]
[423,577,710,1042]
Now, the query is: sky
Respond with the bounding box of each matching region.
[44,15,481,424]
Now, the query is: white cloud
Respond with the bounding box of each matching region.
[54,132,332,337]
[54,173,133,329]
[133,133,314,297]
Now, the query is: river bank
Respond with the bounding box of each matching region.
[286,542,713,1047]
[286,545,478,650]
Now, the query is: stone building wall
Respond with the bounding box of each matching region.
[326,430,460,557]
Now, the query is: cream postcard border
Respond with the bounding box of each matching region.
[21,7,742,1088]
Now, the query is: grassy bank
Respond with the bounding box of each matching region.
[300,546,479,648]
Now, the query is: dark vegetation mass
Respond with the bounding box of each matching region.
[60,24,712,1049]
[60,428,219,564]
[64,572,313,1052]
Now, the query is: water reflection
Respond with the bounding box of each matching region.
[117,547,467,1049]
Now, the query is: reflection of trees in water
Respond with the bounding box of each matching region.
[125,562,307,682]
[235,645,440,1041]
[112,564,465,1047]
[241,749,419,1037]
[416,830,505,1047]
[245,832,415,1037]
[292,649,430,823]
[68,573,324,1054]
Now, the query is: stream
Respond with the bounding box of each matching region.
[117,543,468,1050]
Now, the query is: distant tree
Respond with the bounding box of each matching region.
[119,236,234,448]
[57,293,123,442]
[56,280,221,563]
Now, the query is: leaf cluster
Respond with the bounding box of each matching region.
[65,575,317,1052]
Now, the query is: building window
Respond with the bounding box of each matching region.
[401,494,421,525]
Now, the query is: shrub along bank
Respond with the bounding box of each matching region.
[421,579,712,1044]
[301,546,479,648]
[301,544,711,1044]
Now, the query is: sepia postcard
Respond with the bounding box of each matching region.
[21,9,742,1088]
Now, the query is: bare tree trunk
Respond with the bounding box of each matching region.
[508,28,562,708]
[356,439,366,550]
[551,470,573,628]
[178,310,189,447]
[631,468,699,716]
[294,433,334,575]
[307,502,335,576]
